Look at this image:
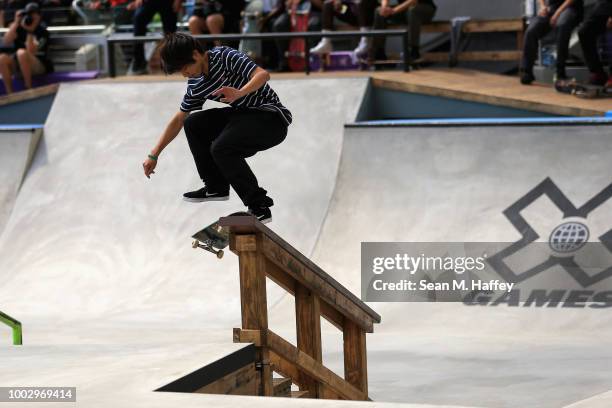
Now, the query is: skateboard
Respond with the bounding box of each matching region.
[287,2,311,72]
[239,0,264,60]
[555,78,612,98]
[191,211,252,259]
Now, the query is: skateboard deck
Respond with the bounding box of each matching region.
[573,83,612,99]
[191,211,252,259]
[239,0,264,59]
[555,79,612,98]
[287,3,311,72]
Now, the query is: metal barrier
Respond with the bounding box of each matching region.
[0,311,22,345]
[106,29,410,77]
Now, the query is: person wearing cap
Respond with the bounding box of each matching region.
[0,2,52,94]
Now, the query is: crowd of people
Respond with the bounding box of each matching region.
[521,0,612,87]
[0,0,610,94]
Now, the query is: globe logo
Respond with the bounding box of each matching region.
[549,221,589,253]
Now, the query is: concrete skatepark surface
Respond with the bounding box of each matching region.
[0,78,611,408]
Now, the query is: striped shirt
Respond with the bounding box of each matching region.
[180,46,292,126]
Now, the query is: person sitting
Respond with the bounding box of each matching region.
[309,0,377,59]
[520,0,583,85]
[0,2,52,94]
[187,0,245,46]
[128,0,180,75]
[368,0,436,62]
[269,0,322,72]
[578,0,612,86]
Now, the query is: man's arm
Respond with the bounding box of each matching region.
[212,66,270,103]
[143,110,188,178]
[392,0,418,15]
[538,0,549,16]
[550,0,574,26]
[3,17,19,45]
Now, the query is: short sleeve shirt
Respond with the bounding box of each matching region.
[180,46,293,126]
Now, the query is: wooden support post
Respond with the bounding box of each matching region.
[295,285,322,398]
[237,234,272,396]
[343,320,368,397]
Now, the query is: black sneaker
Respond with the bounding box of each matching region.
[248,206,272,224]
[183,187,229,203]
[520,71,535,85]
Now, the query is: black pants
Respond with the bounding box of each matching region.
[321,0,377,30]
[133,0,177,66]
[578,0,612,75]
[371,3,436,58]
[521,7,581,76]
[183,108,287,209]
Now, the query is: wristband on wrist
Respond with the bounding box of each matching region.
[148,154,158,161]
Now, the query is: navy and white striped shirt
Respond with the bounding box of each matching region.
[180,47,292,126]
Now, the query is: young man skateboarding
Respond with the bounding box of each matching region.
[142,33,292,223]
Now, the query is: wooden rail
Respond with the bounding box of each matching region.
[220,215,381,400]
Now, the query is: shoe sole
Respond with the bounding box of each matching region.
[183,196,229,203]
[259,216,272,224]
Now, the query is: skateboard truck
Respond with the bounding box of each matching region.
[192,239,224,259]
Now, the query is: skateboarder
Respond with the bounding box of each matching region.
[578,0,612,87]
[142,33,292,223]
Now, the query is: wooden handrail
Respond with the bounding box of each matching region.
[219,216,381,331]
[221,215,380,400]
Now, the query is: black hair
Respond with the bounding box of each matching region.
[160,32,205,74]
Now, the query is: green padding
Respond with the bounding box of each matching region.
[0,311,22,345]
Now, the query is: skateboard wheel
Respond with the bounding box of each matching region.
[217,250,224,259]
[192,240,200,249]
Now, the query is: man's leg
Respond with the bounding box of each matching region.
[16,49,45,89]
[271,12,291,70]
[183,108,232,194]
[159,0,178,34]
[0,53,15,94]
[210,110,287,209]
[521,15,551,83]
[555,7,580,79]
[310,0,335,53]
[578,0,612,84]
[406,3,436,58]
[132,0,157,70]
[369,7,388,60]
[354,0,377,57]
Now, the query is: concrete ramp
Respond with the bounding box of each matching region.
[298,123,612,407]
[0,78,367,328]
[0,127,42,235]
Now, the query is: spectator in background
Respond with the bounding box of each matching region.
[0,2,52,93]
[309,0,377,59]
[1,0,30,26]
[578,0,612,86]
[128,0,180,74]
[520,0,583,85]
[369,0,436,62]
[188,0,245,46]
[269,0,321,72]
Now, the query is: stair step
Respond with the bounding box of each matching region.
[273,377,292,397]
[291,390,309,398]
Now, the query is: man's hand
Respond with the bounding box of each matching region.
[550,10,560,27]
[538,5,549,17]
[379,5,394,17]
[607,17,612,29]
[212,86,244,104]
[143,157,157,178]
